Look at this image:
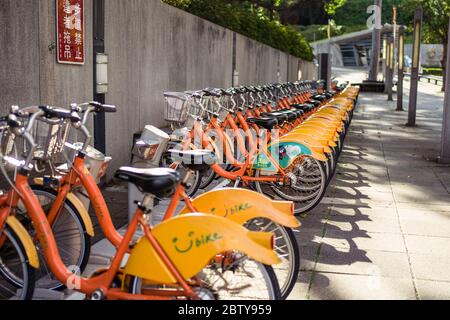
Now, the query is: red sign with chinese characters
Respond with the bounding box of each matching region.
[56,0,84,65]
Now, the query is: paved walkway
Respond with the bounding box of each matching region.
[288,67,450,300]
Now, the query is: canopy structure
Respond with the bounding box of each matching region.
[312,24,396,67]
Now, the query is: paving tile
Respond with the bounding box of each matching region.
[294,230,323,247]
[409,253,450,282]
[322,230,406,252]
[286,272,311,300]
[326,215,402,234]
[398,210,450,237]
[416,280,450,300]
[309,273,417,300]
[405,235,450,256]
[329,204,397,218]
[299,244,320,271]
[315,246,412,278]
[297,215,327,232]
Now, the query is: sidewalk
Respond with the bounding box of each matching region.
[288,68,450,299]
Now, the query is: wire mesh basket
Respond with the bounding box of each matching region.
[183,91,207,119]
[31,120,71,161]
[163,92,191,124]
[0,128,16,159]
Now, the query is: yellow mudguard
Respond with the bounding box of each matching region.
[33,178,95,237]
[179,188,300,228]
[281,133,332,153]
[6,216,39,269]
[278,135,330,156]
[291,129,337,147]
[123,214,280,284]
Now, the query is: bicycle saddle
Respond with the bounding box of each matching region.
[246,117,278,130]
[202,88,221,97]
[312,94,327,102]
[290,104,315,112]
[280,108,304,118]
[305,100,321,107]
[219,88,233,96]
[245,86,256,93]
[167,149,216,172]
[264,110,298,121]
[260,112,289,123]
[115,167,180,198]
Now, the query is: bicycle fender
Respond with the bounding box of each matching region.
[179,188,300,228]
[279,134,332,153]
[123,214,280,284]
[66,193,95,237]
[252,141,326,172]
[272,140,327,163]
[33,178,95,237]
[6,216,39,269]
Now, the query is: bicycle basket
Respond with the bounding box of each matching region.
[186,95,206,119]
[0,128,16,158]
[164,92,191,124]
[32,120,71,161]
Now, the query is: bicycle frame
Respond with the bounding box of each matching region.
[191,120,287,184]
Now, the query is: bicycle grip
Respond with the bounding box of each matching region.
[101,104,117,113]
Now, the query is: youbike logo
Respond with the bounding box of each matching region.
[367,5,382,30]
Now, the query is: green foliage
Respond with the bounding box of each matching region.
[324,0,347,15]
[399,0,450,43]
[333,0,411,26]
[162,0,314,61]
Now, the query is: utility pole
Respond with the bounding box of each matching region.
[406,8,423,127]
[439,17,450,164]
[386,35,394,101]
[396,26,405,111]
[93,0,106,153]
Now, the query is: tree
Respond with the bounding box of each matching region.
[401,0,450,90]
[229,0,348,24]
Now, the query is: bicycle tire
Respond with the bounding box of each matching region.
[254,158,328,214]
[0,225,35,300]
[245,219,299,300]
[199,167,216,190]
[129,258,281,300]
[19,185,91,291]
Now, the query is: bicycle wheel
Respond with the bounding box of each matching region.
[245,219,299,300]
[199,167,216,189]
[161,155,201,197]
[16,186,91,291]
[129,255,281,300]
[0,225,35,300]
[255,157,327,214]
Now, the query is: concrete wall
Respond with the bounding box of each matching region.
[1,0,317,175]
[104,0,235,171]
[104,1,315,172]
[235,33,280,85]
[0,0,93,110]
